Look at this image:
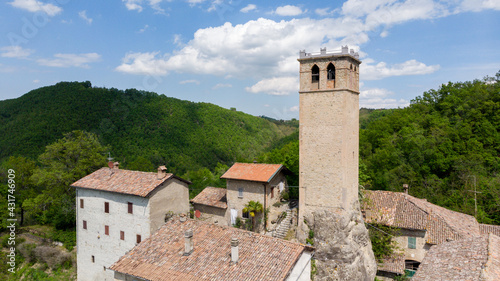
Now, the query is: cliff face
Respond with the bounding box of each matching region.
[303,200,377,281]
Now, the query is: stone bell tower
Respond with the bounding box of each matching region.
[297,46,376,281]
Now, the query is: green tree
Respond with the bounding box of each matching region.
[26,130,108,228]
[1,156,36,225]
[243,200,263,232]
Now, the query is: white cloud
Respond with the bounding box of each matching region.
[362,59,440,80]
[123,0,166,13]
[246,76,298,96]
[460,0,500,12]
[212,83,232,89]
[116,18,369,78]
[138,25,149,33]
[8,0,62,16]
[33,79,40,83]
[274,5,304,16]
[289,105,299,112]
[79,10,93,25]
[315,7,334,16]
[37,53,101,68]
[179,79,200,85]
[0,46,34,58]
[360,88,409,108]
[240,4,256,13]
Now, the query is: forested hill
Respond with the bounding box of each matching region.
[360,74,500,224]
[0,81,296,174]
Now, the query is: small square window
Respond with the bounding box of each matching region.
[136,234,141,244]
[83,220,87,230]
[80,199,84,208]
[104,202,109,213]
[120,231,125,240]
[238,188,243,198]
[105,225,109,235]
[128,202,133,214]
[242,210,249,219]
[408,237,416,249]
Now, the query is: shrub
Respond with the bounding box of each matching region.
[281,191,290,201]
[18,243,38,263]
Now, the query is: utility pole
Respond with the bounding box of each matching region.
[468,175,482,219]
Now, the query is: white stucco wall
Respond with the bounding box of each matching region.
[286,251,312,281]
[76,188,150,281]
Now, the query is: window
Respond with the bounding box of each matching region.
[91,255,95,263]
[83,220,87,230]
[311,65,319,82]
[128,202,133,214]
[238,188,243,198]
[136,234,141,244]
[105,225,109,235]
[408,237,416,249]
[271,187,274,198]
[327,63,335,80]
[104,202,109,213]
[242,210,249,219]
[80,199,84,208]
[120,231,125,240]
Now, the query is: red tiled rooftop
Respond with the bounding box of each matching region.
[190,187,227,209]
[220,163,287,183]
[71,167,190,197]
[412,234,500,281]
[362,190,481,245]
[480,223,500,237]
[110,218,309,281]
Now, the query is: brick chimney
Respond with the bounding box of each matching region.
[113,162,119,169]
[157,166,167,179]
[403,184,409,194]
[184,229,193,256]
[231,237,239,263]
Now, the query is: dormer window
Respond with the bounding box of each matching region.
[311,65,319,83]
[327,63,335,80]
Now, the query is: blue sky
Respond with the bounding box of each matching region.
[1,0,499,119]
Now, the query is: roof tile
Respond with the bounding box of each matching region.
[221,163,285,183]
[191,187,227,209]
[110,218,307,281]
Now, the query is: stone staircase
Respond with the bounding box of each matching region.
[273,209,292,239]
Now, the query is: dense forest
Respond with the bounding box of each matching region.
[0,73,498,279]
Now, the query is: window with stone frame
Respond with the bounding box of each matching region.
[408,236,416,249]
[327,63,335,80]
[311,64,319,83]
[238,188,243,198]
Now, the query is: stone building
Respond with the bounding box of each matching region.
[190,186,228,226]
[110,217,314,281]
[297,46,376,280]
[362,189,500,279]
[71,164,190,281]
[220,162,290,231]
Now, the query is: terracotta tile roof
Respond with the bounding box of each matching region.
[110,218,308,281]
[71,167,190,197]
[376,253,405,275]
[190,187,227,209]
[480,223,500,237]
[362,190,481,245]
[412,234,500,281]
[220,163,288,183]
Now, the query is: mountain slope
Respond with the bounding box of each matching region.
[0,81,295,174]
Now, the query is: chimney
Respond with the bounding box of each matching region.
[113,162,119,169]
[158,165,167,179]
[184,229,193,256]
[231,237,239,263]
[403,184,409,194]
[108,161,114,169]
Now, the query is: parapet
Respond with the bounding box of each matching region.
[299,46,360,60]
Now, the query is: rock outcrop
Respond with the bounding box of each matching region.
[303,200,377,281]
